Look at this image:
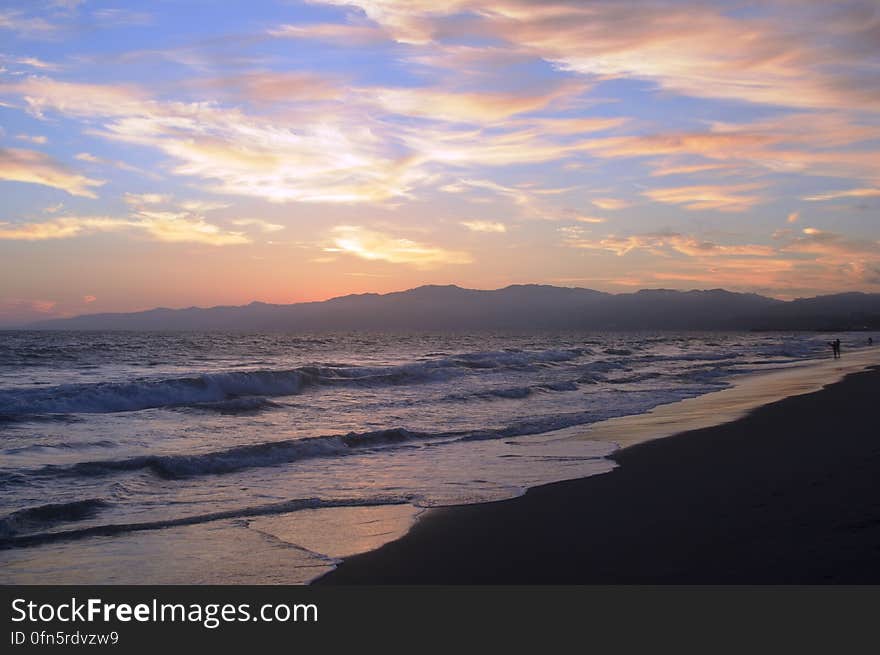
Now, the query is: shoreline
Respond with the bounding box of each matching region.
[317,359,880,584]
[560,345,880,449]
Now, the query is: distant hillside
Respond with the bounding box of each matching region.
[23,285,880,331]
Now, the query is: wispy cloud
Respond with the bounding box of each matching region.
[74,152,146,175]
[643,184,763,212]
[231,218,285,233]
[5,56,61,71]
[2,77,423,204]
[802,188,880,202]
[123,192,169,206]
[563,230,775,257]
[368,81,586,123]
[461,220,507,233]
[268,22,389,45]
[0,148,103,197]
[591,197,630,211]
[326,225,471,266]
[319,1,880,113]
[0,10,58,36]
[14,134,48,144]
[561,225,880,294]
[0,213,249,246]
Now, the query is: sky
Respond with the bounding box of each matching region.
[1,0,879,324]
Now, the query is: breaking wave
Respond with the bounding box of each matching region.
[6,412,618,484]
[0,498,110,539]
[0,347,588,417]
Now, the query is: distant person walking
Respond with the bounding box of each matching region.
[869,337,874,346]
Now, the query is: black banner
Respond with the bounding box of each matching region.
[2,586,879,651]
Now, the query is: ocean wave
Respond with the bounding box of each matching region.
[443,378,581,402]
[16,428,430,482]
[0,347,588,417]
[605,371,663,384]
[0,412,81,425]
[0,496,411,550]
[636,352,742,363]
[3,439,117,455]
[0,498,110,539]
[7,412,615,484]
[0,370,312,417]
[179,396,282,414]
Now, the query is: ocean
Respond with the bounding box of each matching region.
[0,330,873,583]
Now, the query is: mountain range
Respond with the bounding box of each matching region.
[20,285,880,331]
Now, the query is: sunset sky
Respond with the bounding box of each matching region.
[1,0,879,324]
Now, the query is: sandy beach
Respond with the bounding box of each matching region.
[319,356,880,584]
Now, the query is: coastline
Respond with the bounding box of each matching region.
[563,345,880,449]
[318,356,880,584]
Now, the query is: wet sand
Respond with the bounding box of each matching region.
[319,364,880,584]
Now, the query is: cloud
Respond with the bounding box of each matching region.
[510,116,626,135]
[14,134,48,144]
[2,77,425,204]
[784,227,880,259]
[0,216,135,240]
[268,22,389,45]
[0,76,152,121]
[642,184,763,212]
[0,148,104,197]
[649,162,739,177]
[0,76,626,206]
[134,211,250,245]
[443,178,571,206]
[579,121,880,183]
[368,81,586,123]
[12,56,60,71]
[317,1,880,113]
[0,213,249,246]
[787,211,800,223]
[461,220,507,233]
[591,197,630,211]
[75,152,145,174]
[178,199,229,212]
[565,226,880,294]
[802,188,880,201]
[0,10,58,36]
[231,218,285,232]
[83,295,96,303]
[123,192,170,206]
[308,0,473,45]
[563,230,775,257]
[326,225,471,266]
[191,71,343,105]
[441,177,588,225]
